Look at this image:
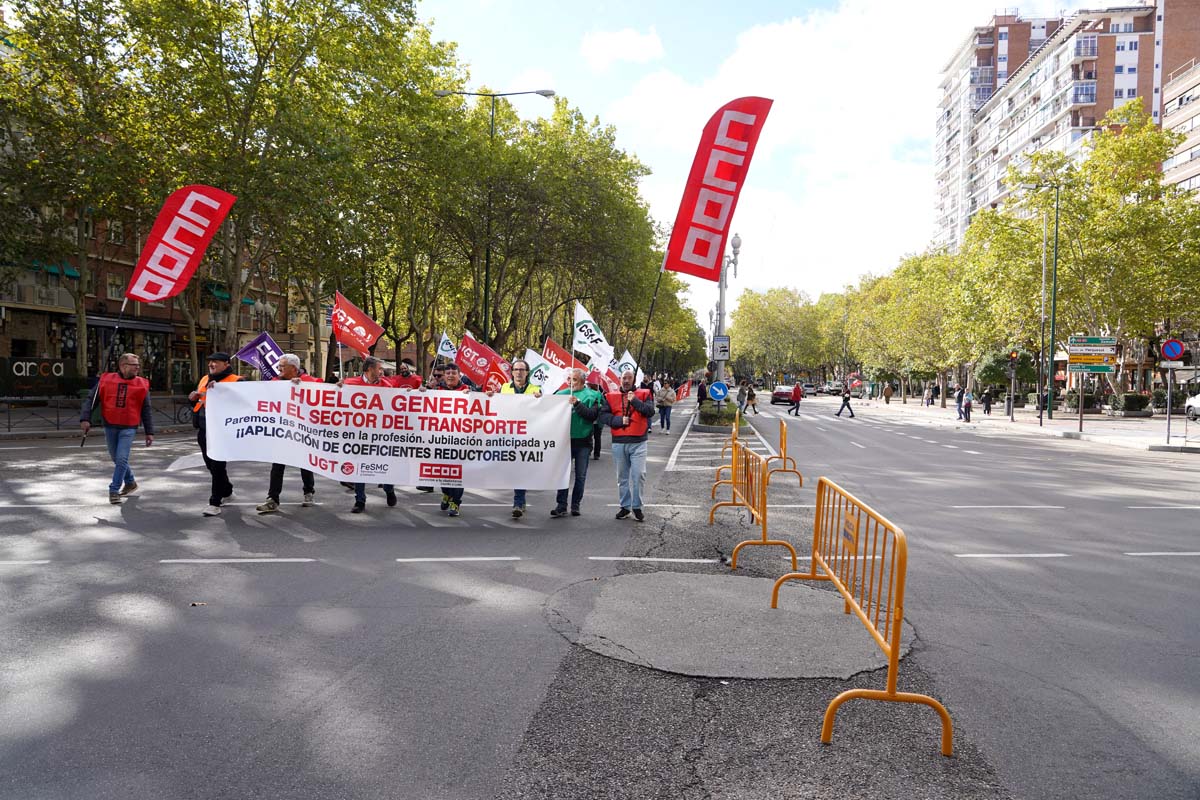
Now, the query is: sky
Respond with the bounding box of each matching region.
[421,0,1108,343]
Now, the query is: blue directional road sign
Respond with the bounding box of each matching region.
[708,381,729,401]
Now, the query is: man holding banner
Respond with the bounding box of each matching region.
[190,353,242,517]
[256,354,321,514]
[343,356,399,513]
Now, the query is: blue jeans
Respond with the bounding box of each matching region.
[355,482,393,503]
[104,426,136,494]
[556,443,592,510]
[613,440,648,510]
[513,489,526,508]
[658,406,672,430]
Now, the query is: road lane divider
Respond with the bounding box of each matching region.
[710,437,799,571]
[770,477,954,757]
[954,553,1069,559]
[766,420,803,488]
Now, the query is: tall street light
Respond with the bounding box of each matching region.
[434,88,556,346]
[1022,181,1061,420]
[715,233,741,383]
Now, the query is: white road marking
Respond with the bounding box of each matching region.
[0,560,50,565]
[395,556,521,563]
[159,558,316,564]
[850,442,865,449]
[954,553,1069,559]
[665,414,697,471]
[604,504,701,508]
[952,505,1065,509]
[964,450,983,455]
[943,445,959,449]
[1126,506,1200,510]
[815,426,828,432]
[589,556,718,564]
[923,439,939,444]
[1124,552,1200,557]
[415,502,511,507]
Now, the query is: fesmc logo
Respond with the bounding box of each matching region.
[419,462,463,481]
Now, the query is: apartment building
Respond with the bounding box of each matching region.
[1162,57,1200,191]
[935,0,1200,250]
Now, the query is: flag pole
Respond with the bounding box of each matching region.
[82,297,130,447]
[635,252,668,370]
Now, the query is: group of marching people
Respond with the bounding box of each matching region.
[85,349,666,523]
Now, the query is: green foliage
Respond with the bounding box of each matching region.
[699,402,744,427]
[1109,393,1149,411]
[975,349,1037,384]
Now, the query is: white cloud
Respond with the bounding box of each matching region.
[604,0,1087,332]
[580,27,664,73]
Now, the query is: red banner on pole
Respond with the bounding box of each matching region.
[457,332,511,391]
[542,338,584,371]
[125,185,236,303]
[663,97,772,282]
[331,291,384,356]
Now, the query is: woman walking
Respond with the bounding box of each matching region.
[745,384,759,415]
[655,381,676,433]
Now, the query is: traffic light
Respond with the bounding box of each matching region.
[1008,349,1020,365]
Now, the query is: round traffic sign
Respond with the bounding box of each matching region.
[708,381,729,401]
[1162,338,1184,360]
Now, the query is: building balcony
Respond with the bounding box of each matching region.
[1072,37,1098,61]
[1071,80,1097,106]
[970,67,995,85]
[976,35,995,47]
[0,281,75,312]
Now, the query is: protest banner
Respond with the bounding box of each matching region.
[206,382,571,489]
[332,291,384,357]
[126,185,237,304]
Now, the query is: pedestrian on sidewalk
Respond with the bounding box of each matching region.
[922,385,932,406]
[80,352,155,504]
[883,383,894,405]
[788,383,803,415]
[736,380,748,414]
[955,384,965,420]
[601,369,656,522]
[552,368,604,518]
[981,388,993,416]
[257,354,320,514]
[190,353,242,516]
[962,389,974,423]
[835,385,855,418]
[746,384,759,415]
[655,381,676,432]
[499,358,542,518]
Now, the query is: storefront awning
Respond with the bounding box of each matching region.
[31,262,81,279]
[208,285,258,306]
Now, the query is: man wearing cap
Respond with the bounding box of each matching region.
[189,353,242,516]
[79,352,154,504]
[599,369,656,522]
[341,356,398,513]
[256,354,321,514]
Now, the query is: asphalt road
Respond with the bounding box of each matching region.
[0,398,1196,799]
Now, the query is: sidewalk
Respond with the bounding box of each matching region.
[845,395,1200,453]
[0,396,193,440]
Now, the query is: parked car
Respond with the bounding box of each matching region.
[771,385,795,404]
[1187,390,1200,421]
[813,384,827,395]
[849,384,864,399]
[801,383,816,395]
[828,381,844,394]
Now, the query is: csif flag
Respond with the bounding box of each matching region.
[664,97,772,282]
[573,301,614,364]
[523,349,568,393]
[331,291,384,356]
[126,185,236,303]
[617,349,644,385]
[437,332,458,360]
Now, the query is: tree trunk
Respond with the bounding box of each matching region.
[74,211,90,375]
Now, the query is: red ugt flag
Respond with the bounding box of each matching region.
[331,291,384,356]
[542,338,584,371]
[126,185,236,303]
[456,332,511,391]
[664,97,772,282]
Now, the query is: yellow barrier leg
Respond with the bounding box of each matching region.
[708,499,744,525]
[767,465,803,488]
[821,688,954,757]
[730,539,798,571]
[769,570,827,606]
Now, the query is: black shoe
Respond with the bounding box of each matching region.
[351,502,365,514]
[385,489,397,507]
[615,507,631,520]
[550,506,567,518]
[417,486,434,493]
[570,507,581,517]
[633,508,644,522]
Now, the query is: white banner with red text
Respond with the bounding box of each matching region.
[206,382,571,489]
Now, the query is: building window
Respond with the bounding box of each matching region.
[1127,66,1136,74]
[1115,65,1124,74]
[107,220,124,245]
[1115,88,1124,98]
[1129,41,1138,51]
[106,273,126,300]
[999,31,1008,40]
[1116,42,1126,51]
[999,55,1007,62]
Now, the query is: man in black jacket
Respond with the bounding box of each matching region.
[188,353,241,516]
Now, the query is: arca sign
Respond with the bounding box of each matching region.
[11,360,66,377]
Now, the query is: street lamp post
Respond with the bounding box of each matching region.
[715,233,741,384]
[1047,184,1060,420]
[434,87,556,346]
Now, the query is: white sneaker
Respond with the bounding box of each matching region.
[202,505,222,517]
[302,492,315,507]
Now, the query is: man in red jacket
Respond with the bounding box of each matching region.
[80,353,155,504]
[257,354,322,514]
[788,383,803,416]
[599,369,656,522]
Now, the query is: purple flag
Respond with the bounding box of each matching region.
[234,332,283,379]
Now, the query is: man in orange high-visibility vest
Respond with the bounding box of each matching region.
[189,353,242,516]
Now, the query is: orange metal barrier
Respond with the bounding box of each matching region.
[766,419,803,487]
[710,439,798,571]
[712,410,740,494]
[770,477,953,756]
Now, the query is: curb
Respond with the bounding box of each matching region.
[0,425,192,442]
